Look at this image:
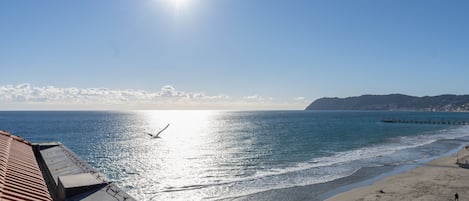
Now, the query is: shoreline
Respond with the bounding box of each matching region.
[228,137,469,201]
[325,144,469,201]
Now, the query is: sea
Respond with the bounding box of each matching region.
[1,110,469,201]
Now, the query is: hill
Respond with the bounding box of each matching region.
[305,94,469,111]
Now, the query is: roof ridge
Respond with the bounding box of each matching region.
[0,130,32,146]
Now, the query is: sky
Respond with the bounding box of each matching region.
[1,0,468,110]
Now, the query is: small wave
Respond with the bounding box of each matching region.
[175,126,469,199]
[159,185,206,193]
[257,126,469,181]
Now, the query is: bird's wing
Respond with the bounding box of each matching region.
[155,123,170,137]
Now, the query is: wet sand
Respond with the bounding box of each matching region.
[326,147,469,201]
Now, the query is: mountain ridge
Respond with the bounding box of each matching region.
[305,94,469,111]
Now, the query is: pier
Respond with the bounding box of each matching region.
[381,119,469,125]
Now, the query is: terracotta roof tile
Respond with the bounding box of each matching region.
[0,130,52,201]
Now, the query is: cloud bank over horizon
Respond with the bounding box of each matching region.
[0,83,310,110]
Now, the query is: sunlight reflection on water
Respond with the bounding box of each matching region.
[112,110,239,200]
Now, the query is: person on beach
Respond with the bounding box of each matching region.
[455,193,459,201]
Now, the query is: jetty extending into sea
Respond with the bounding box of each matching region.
[381,119,469,125]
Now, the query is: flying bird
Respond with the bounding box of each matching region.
[145,123,170,138]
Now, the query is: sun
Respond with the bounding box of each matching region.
[169,0,191,11]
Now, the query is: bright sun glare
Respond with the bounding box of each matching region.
[169,0,191,11]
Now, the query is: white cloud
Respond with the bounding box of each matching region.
[243,95,264,101]
[0,83,225,105]
[0,83,309,110]
[294,97,306,101]
[161,85,175,92]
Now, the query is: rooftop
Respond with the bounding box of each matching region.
[0,130,52,201]
[0,130,136,201]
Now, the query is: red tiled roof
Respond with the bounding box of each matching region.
[0,130,52,201]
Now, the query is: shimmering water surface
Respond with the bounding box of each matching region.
[1,111,469,200]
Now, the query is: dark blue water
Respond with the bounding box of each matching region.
[1,110,469,200]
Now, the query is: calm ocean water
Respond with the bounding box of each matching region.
[1,110,469,200]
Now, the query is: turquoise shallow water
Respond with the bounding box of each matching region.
[1,110,469,200]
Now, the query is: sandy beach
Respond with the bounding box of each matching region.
[326,147,469,201]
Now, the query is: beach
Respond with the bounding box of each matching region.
[326,147,469,201]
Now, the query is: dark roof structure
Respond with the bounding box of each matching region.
[35,142,136,201]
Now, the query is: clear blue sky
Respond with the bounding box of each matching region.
[1,0,468,110]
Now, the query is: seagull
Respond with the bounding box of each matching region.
[145,123,170,138]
